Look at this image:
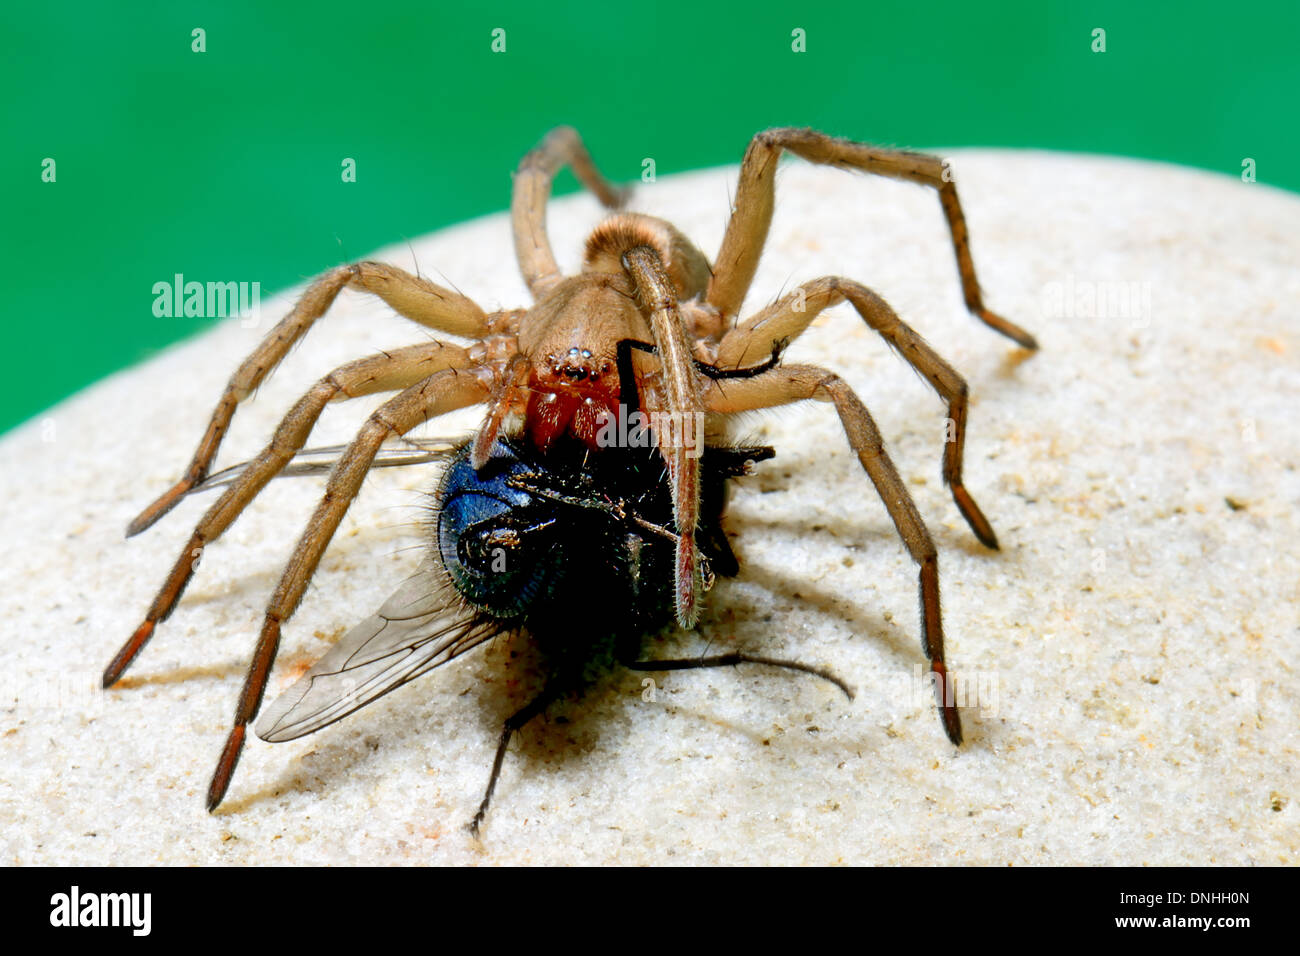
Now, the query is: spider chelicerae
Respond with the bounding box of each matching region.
[105,127,1036,827]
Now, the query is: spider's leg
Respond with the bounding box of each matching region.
[104,342,476,688]
[613,340,776,580]
[469,678,568,838]
[620,246,705,629]
[624,654,854,700]
[470,353,531,470]
[205,365,494,811]
[708,128,1036,350]
[128,262,499,536]
[717,276,999,549]
[702,364,963,746]
[513,126,628,297]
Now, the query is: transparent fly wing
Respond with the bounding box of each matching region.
[191,437,459,494]
[254,562,500,742]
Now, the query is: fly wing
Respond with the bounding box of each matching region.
[191,438,459,494]
[254,562,499,742]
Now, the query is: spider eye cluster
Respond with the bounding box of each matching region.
[547,347,604,383]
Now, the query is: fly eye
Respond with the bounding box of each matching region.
[457,525,525,573]
[439,514,558,619]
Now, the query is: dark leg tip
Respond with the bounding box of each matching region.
[975,308,1038,352]
[206,725,246,813]
[125,510,152,538]
[930,661,963,746]
[943,708,964,747]
[103,620,155,688]
[126,480,194,537]
[951,486,1000,550]
[126,509,162,539]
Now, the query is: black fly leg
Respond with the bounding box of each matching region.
[622,649,854,699]
[700,523,740,577]
[618,624,852,697]
[615,336,787,409]
[694,337,789,381]
[693,444,775,578]
[469,679,567,838]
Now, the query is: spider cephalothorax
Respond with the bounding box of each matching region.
[502,213,715,454]
[105,126,1035,824]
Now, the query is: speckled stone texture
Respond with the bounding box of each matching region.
[1,150,1296,865]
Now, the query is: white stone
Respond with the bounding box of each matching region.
[2,150,1296,864]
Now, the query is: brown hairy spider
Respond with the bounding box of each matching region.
[104,126,1036,813]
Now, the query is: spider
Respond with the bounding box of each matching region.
[104,126,1036,819]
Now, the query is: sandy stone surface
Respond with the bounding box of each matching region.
[1,149,1296,865]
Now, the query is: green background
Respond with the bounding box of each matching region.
[3,0,1296,435]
